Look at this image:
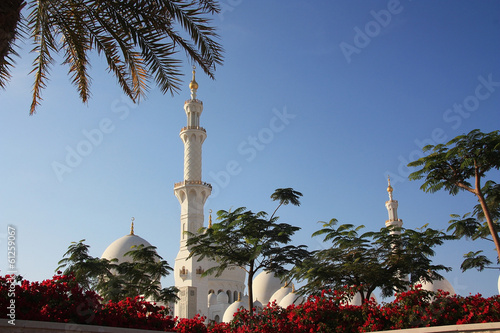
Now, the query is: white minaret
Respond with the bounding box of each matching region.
[174,67,212,318]
[385,177,409,285]
[385,177,403,234]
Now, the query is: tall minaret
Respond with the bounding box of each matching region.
[385,177,403,234]
[174,67,212,318]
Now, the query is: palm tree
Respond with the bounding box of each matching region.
[0,0,223,114]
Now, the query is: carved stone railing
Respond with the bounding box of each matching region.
[179,126,206,132]
[174,180,212,189]
[184,99,203,104]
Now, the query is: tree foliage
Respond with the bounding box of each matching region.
[408,129,500,265]
[292,220,453,302]
[57,240,178,303]
[1,0,223,114]
[186,188,310,315]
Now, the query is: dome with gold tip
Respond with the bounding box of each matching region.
[101,218,154,264]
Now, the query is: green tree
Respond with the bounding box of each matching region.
[56,239,116,291]
[112,244,179,303]
[57,240,178,303]
[186,188,310,316]
[292,220,452,302]
[0,0,223,114]
[408,129,500,263]
[447,181,500,271]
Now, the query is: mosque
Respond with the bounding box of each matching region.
[100,69,455,323]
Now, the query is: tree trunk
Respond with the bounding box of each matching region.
[476,185,500,262]
[247,261,255,316]
[0,0,25,65]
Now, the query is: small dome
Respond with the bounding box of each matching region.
[420,278,456,294]
[279,292,304,308]
[101,234,153,263]
[222,299,248,323]
[208,292,217,306]
[269,286,293,305]
[253,300,263,313]
[216,291,229,304]
[252,271,286,304]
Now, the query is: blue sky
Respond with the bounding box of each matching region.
[1,0,499,299]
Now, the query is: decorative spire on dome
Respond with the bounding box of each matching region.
[130,217,135,235]
[208,209,213,228]
[189,65,198,99]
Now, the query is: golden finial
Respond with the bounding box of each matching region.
[237,292,241,302]
[189,65,198,90]
[387,176,393,193]
[130,217,135,235]
[208,209,213,228]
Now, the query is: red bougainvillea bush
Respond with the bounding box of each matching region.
[2,274,500,333]
[0,273,176,331]
[225,286,500,333]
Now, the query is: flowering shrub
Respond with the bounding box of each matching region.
[176,314,208,333]
[216,286,500,333]
[0,274,175,331]
[2,275,499,332]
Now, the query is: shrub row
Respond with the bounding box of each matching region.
[2,274,499,332]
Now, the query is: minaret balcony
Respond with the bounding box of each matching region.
[180,126,206,133]
[174,180,212,189]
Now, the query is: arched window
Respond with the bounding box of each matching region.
[226,290,232,303]
[214,315,220,323]
[234,290,238,302]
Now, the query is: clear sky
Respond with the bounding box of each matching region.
[1,1,499,299]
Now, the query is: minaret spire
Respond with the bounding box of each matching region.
[189,66,199,100]
[385,177,403,234]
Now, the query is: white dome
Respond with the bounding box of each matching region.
[208,292,217,306]
[253,300,263,313]
[101,233,153,263]
[216,291,229,304]
[222,300,248,323]
[269,286,293,305]
[420,278,456,294]
[279,292,304,308]
[252,271,286,304]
